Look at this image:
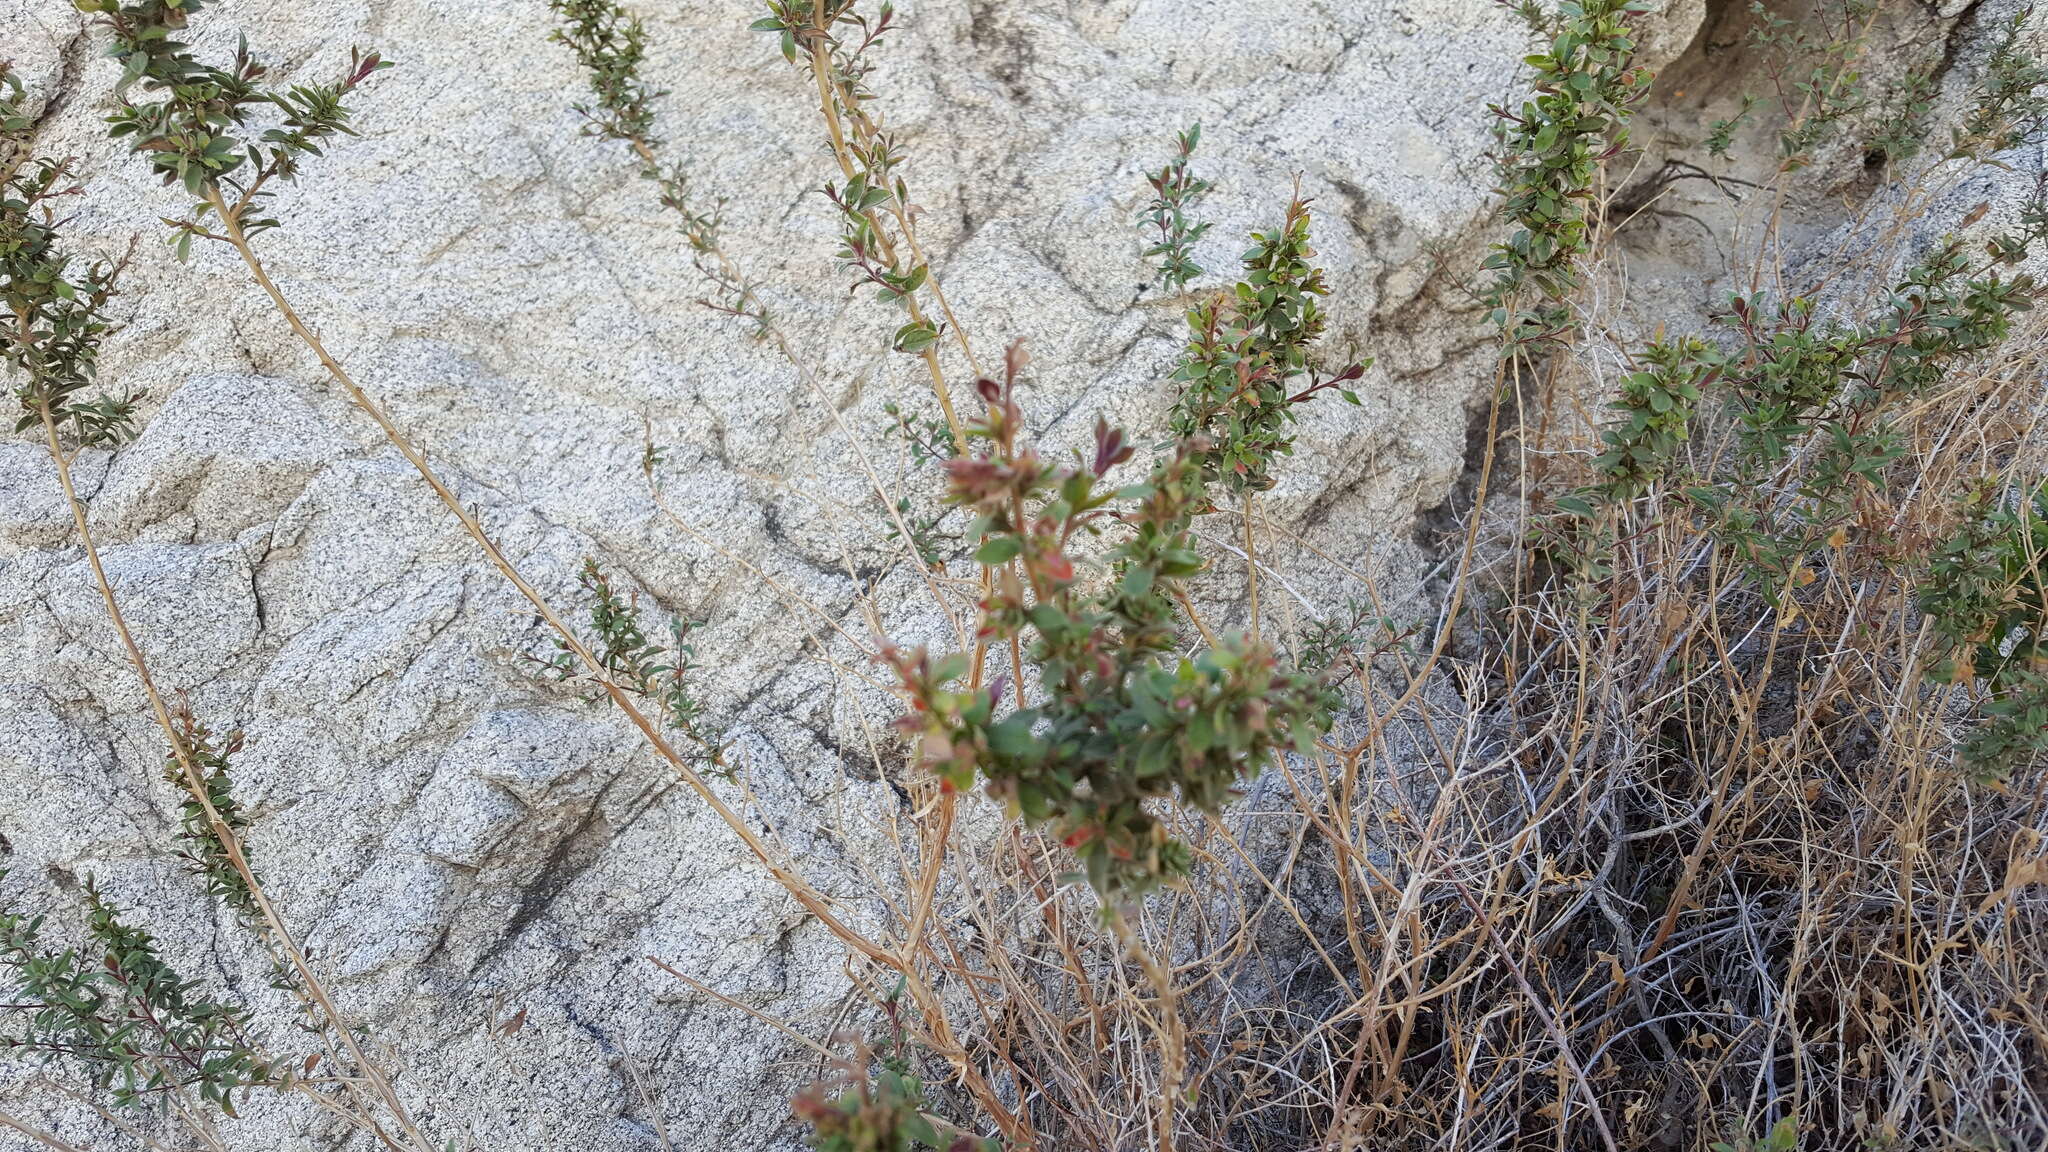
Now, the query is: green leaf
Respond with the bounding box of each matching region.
[903,1113,939,1145]
[1120,565,1155,601]
[975,536,1022,565]
[988,717,1038,760]
[894,321,940,354]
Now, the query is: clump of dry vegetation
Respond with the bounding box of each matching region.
[2,0,2046,1150]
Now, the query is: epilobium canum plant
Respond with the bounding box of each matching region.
[0,880,283,1117]
[1165,193,1367,496]
[1139,124,1213,294]
[1486,0,1654,347]
[3,68,138,447]
[550,0,778,340]
[752,0,979,446]
[551,559,731,777]
[792,993,999,1152]
[161,716,265,922]
[82,0,389,260]
[2,54,439,1152]
[888,349,1337,894]
[1920,480,2048,785]
[1743,0,1873,170]
[13,0,2046,1146]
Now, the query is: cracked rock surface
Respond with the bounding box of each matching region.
[0,0,1726,1147]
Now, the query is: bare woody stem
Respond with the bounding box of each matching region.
[30,394,437,1152]
[828,77,981,381]
[792,13,1026,990]
[1243,493,1260,646]
[615,105,1019,1140]
[804,17,967,452]
[0,1111,91,1152]
[613,131,983,1106]
[1105,904,1184,1152]
[200,186,896,970]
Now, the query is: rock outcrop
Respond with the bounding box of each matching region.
[6,0,2036,1147]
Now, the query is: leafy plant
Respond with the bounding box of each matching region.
[2,35,453,1152]
[1862,66,1936,166]
[161,714,263,921]
[1705,93,1759,159]
[1952,7,2048,159]
[794,1064,974,1152]
[551,0,775,343]
[1165,193,1367,495]
[888,353,1335,893]
[0,879,282,1115]
[752,2,956,363]
[3,66,139,446]
[1297,599,1419,675]
[1920,480,2048,783]
[1549,220,2041,595]
[1589,337,1715,499]
[552,559,729,774]
[1720,294,1867,465]
[746,0,991,455]
[1714,233,2038,478]
[1486,0,1655,346]
[883,400,958,465]
[1746,0,1873,170]
[80,0,389,258]
[1139,124,1213,293]
[792,993,996,1152]
[886,494,952,569]
[1694,4,1890,170]
[549,0,660,144]
[9,0,2044,1147]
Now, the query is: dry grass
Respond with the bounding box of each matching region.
[636,256,2048,1151]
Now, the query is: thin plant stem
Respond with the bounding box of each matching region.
[201,185,894,967]
[30,393,437,1152]
[1244,492,1260,645]
[1105,905,1184,1152]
